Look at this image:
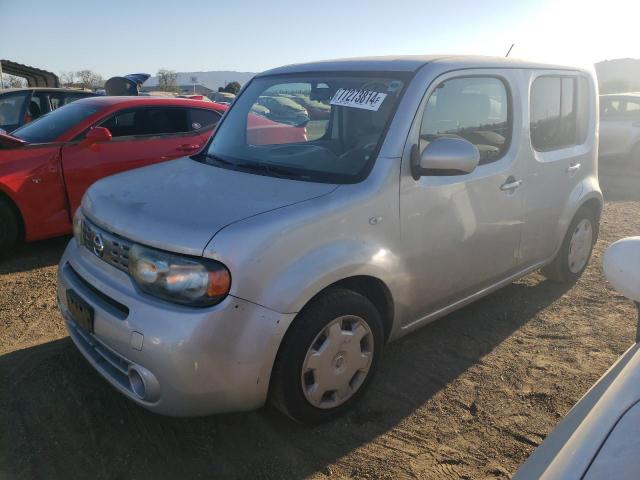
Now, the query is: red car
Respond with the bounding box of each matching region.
[0,96,308,252]
[0,96,226,252]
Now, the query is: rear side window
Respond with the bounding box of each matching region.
[420,76,511,165]
[530,75,590,151]
[189,108,221,131]
[100,107,190,137]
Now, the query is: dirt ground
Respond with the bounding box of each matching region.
[1,194,640,479]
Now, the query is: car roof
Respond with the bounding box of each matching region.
[258,55,589,76]
[0,87,95,94]
[71,95,228,112]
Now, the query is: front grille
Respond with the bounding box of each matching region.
[67,319,132,391]
[81,219,133,273]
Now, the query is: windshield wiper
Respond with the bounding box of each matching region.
[238,161,306,180]
[204,154,305,180]
[202,153,239,168]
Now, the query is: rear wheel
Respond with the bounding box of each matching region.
[542,208,596,283]
[0,200,19,255]
[269,288,383,424]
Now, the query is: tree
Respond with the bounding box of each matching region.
[223,81,241,94]
[1,74,26,88]
[157,69,179,92]
[59,71,76,87]
[75,70,104,90]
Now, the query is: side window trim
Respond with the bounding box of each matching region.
[418,74,514,167]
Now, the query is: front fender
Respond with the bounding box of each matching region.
[204,179,402,316]
[257,238,401,314]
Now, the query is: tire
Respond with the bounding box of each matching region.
[0,200,19,255]
[269,288,384,424]
[542,207,597,283]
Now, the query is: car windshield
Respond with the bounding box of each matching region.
[11,102,101,143]
[202,74,407,183]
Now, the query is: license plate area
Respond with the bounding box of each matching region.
[66,289,94,334]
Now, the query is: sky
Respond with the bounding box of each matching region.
[1,0,639,79]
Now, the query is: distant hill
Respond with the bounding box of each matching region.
[145,70,256,91]
[595,58,640,94]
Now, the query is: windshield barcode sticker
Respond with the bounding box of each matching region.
[330,89,388,111]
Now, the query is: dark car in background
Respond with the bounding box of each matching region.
[0,88,96,132]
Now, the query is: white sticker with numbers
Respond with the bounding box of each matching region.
[330,88,388,111]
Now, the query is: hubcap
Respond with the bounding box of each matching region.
[301,315,374,409]
[568,219,594,274]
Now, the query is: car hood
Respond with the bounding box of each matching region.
[82,157,338,256]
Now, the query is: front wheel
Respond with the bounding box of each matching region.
[542,208,597,283]
[269,288,384,424]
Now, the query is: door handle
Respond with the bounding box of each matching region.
[177,144,201,152]
[500,177,523,191]
[566,163,581,173]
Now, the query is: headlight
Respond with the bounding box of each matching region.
[128,244,231,307]
[73,210,84,246]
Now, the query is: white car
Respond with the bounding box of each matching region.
[599,93,640,181]
[515,237,640,479]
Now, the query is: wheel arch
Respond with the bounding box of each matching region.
[312,275,394,342]
[579,196,603,241]
[553,179,603,256]
[279,274,395,346]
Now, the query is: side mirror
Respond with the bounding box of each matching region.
[604,237,640,303]
[84,127,112,144]
[603,237,640,340]
[411,137,480,180]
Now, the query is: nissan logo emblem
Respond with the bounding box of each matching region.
[92,233,105,258]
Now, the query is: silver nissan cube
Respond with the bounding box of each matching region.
[57,56,602,423]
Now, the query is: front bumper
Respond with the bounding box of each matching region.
[57,239,295,416]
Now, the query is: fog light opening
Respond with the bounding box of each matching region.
[128,368,146,399]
